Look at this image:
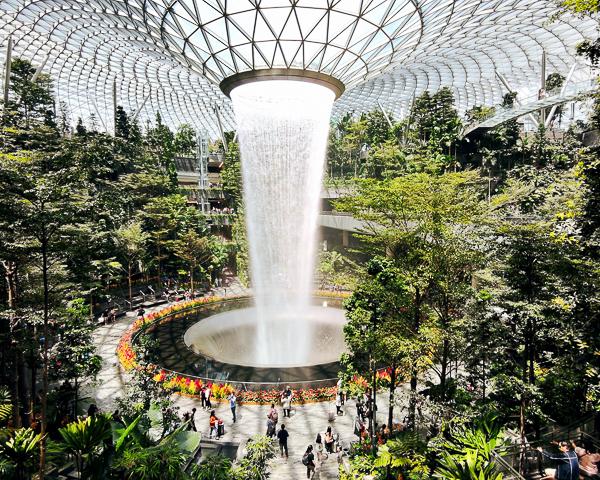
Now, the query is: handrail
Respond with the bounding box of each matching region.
[492,451,526,480]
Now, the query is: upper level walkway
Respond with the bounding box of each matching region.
[462,80,598,138]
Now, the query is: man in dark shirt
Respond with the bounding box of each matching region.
[537,441,580,480]
[277,424,289,458]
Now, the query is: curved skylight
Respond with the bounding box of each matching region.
[0,1,597,136]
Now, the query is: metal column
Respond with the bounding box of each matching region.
[540,50,547,125]
[3,35,13,108]
[197,131,211,214]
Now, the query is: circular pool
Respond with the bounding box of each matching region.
[142,296,347,387]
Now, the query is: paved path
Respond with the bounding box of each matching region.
[84,284,396,479]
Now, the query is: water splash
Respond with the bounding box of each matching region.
[230,80,334,365]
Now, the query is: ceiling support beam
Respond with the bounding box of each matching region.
[31,52,50,82]
[377,100,394,128]
[132,93,151,122]
[545,62,578,128]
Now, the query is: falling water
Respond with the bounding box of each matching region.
[230,80,335,365]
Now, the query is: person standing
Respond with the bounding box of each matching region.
[302,445,316,479]
[201,387,207,410]
[335,392,343,415]
[205,385,212,409]
[281,387,292,418]
[537,441,580,480]
[228,392,237,423]
[189,407,197,432]
[277,424,289,458]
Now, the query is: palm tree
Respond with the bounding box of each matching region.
[58,414,112,478]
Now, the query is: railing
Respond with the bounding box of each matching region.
[462,79,598,136]
[492,451,526,480]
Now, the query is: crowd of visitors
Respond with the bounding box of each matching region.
[538,440,600,480]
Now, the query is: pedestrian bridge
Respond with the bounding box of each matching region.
[462,80,598,138]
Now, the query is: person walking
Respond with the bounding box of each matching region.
[315,433,325,462]
[228,392,237,423]
[268,403,279,429]
[302,445,316,479]
[537,441,580,480]
[277,424,289,458]
[209,410,217,438]
[324,426,335,454]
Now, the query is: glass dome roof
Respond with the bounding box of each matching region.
[0,0,597,137]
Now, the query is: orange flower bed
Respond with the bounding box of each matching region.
[116,293,347,404]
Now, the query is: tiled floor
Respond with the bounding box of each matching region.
[83,281,397,479]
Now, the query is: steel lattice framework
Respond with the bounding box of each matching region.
[0,0,597,137]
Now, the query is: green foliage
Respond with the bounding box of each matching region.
[191,454,233,480]
[231,435,276,480]
[561,0,599,14]
[114,436,188,480]
[374,431,430,477]
[432,413,505,480]
[221,140,243,208]
[0,428,42,479]
[58,414,112,476]
[50,299,102,385]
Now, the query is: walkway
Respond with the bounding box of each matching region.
[462,80,597,137]
[83,281,396,479]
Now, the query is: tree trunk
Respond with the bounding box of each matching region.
[128,261,133,304]
[190,267,194,295]
[3,260,21,426]
[156,239,162,291]
[39,236,50,478]
[371,367,377,455]
[408,288,422,429]
[440,338,450,395]
[388,365,396,430]
[519,393,527,475]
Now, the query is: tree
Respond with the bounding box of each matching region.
[221,140,243,208]
[336,172,486,424]
[172,230,213,293]
[174,124,197,154]
[344,257,440,439]
[113,221,149,303]
[146,112,178,188]
[2,58,54,129]
[49,299,101,414]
